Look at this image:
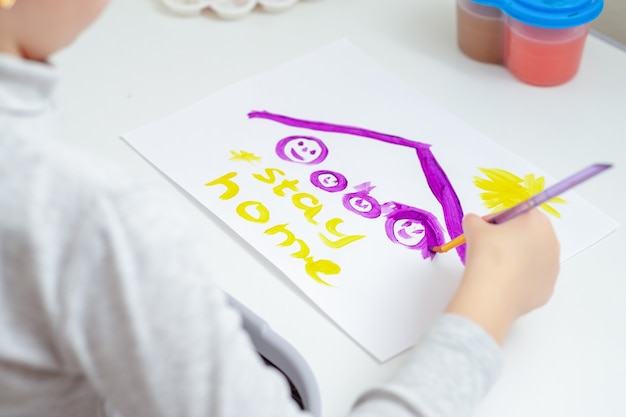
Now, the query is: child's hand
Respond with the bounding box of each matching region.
[445,210,560,345]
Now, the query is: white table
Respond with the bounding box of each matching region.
[55,0,626,416]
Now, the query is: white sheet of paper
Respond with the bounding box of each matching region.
[122,39,618,361]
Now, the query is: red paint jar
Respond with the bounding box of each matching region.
[504,17,590,86]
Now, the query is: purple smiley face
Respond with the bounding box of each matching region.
[275,136,328,165]
[384,205,445,259]
[342,193,382,219]
[310,170,348,193]
[392,219,426,247]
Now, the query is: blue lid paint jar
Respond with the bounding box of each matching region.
[456,0,604,86]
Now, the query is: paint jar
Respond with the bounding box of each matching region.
[456,0,604,86]
[457,0,504,64]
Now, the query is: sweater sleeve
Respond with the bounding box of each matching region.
[54,176,308,417]
[54,168,501,417]
[353,314,503,417]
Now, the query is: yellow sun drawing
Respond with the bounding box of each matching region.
[229,150,262,164]
[474,168,566,218]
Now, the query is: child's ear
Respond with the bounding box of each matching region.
[0,0,16,10]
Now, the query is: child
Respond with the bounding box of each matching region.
[0,1,560,416]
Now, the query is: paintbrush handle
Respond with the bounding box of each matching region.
[488,163,612,225]
[430,163,612,254]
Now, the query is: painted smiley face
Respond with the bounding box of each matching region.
[284,138,323,163]
[384,206,444,259]
[348,197,373,213]
[342,192,382,219]
[276,136,329,165]
[310,170,348,193]
[319,173,339,187]
[392,219,426,247]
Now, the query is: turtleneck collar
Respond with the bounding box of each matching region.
[0,53,57,116]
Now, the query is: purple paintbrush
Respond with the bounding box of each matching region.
[430,163,613,254]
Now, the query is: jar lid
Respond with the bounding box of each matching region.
[471,0,603,28]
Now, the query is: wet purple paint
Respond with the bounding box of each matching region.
[341,182,382,219]
[275,135,328,165]
[249,110,466,262]
[310,170,348,193]
[384,203,445,260]
[342,194,382,219]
